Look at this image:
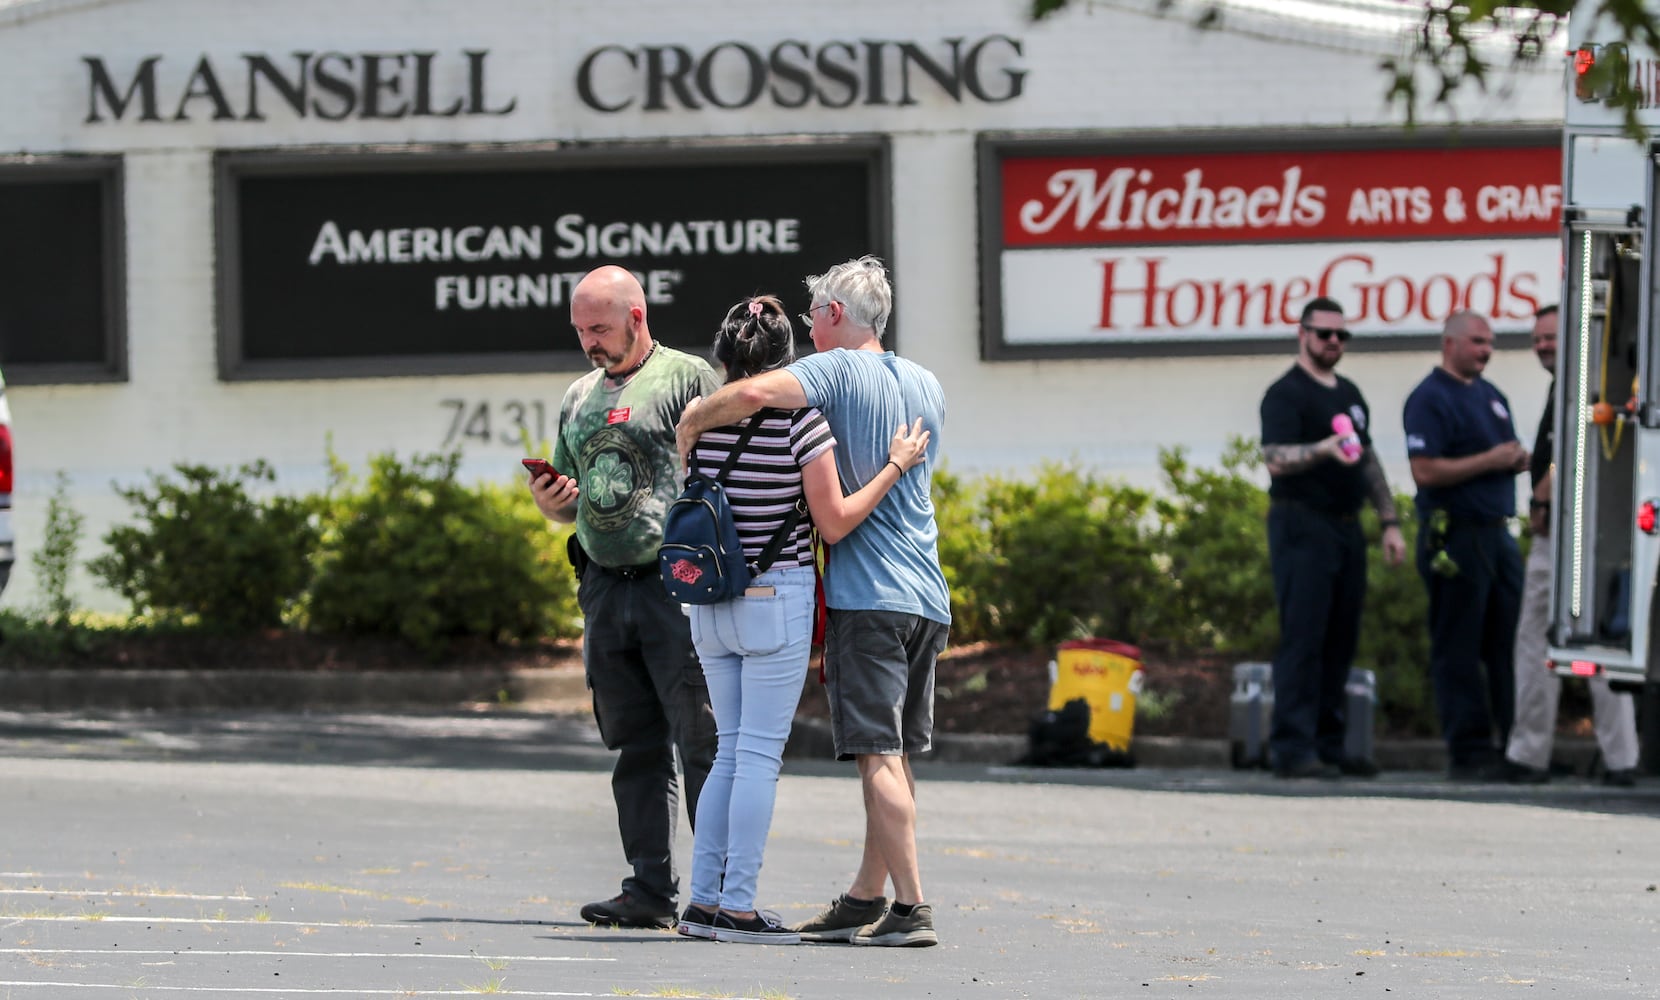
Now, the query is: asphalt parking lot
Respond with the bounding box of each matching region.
[0,709,1655,999]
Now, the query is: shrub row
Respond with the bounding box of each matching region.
[90,452,581,653]
[937,437,1440,735]
[81,440,1447,730]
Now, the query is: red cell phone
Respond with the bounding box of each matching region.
[522,458,564,482]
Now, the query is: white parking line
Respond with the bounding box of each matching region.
[0,889,256,901]
[0,916,422,928]
[0,949,614,962]
[0,985,628,996]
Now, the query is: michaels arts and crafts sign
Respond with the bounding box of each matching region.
[978,134,1563,357]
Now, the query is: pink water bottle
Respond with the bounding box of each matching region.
[1331,413,1363,461]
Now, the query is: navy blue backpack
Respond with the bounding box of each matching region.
[659,412,802,604]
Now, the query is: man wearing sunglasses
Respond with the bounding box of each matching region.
[1403,310,1531,781]
[1259,297,1406,779]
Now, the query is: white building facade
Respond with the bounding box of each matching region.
[0,0,1564,607]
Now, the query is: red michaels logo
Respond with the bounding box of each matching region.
[1002,146,1561,247]
[1020,164,1325,238]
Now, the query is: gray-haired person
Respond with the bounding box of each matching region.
[675,256,949,947]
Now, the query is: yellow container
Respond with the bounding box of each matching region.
[1048,639,1144,751]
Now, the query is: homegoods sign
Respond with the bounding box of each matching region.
[980,134,1562,357]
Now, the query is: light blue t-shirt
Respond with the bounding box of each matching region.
[788,348,950,624]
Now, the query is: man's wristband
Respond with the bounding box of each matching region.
[1379,518,1400,529]
[885,460,903,477]
[1528,499,1550,510]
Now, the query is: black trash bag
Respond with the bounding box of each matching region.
[1019,697,1136,769]
[1020,698,1095,766]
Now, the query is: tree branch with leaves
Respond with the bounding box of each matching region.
[1029,1,1660,138]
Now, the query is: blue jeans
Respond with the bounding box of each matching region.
[686,564,815,913]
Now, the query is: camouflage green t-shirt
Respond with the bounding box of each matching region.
[553,345,720,567]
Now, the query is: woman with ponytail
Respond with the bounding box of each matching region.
[676,295,929,945]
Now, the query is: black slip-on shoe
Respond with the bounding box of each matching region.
[712,909,800,945]
[677,905,717,939]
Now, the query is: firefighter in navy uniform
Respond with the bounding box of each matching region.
[1259,297,1407,779]
[1403,310,1530,782]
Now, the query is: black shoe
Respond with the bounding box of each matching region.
[1337,757,1380,778]
[1447,759,1508,782]
[1603,768,1638,788]
[712,909,801,945]
[677,904,717,939]
[1499,759,1549,785]
[1274,758,1340,779]
[580,892,676,929]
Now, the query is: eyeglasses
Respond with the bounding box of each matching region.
[1302,324,1351,343]
[799,301,835,327]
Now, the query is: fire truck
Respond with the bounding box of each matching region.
[1547,3,1660,761]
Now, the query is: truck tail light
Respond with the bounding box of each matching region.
[1574,43,1629,103]
[1570,660,1602,677]
[1575,45,1599,101]
[1640,499,1659,534]
[0,423,12,495]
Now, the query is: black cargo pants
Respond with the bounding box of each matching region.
[579,563,716,907]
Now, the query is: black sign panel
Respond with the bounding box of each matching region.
[0,160,125,383]
[217,142,890,379]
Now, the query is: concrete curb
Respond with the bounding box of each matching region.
[0,666,1604,774]
[780,716,1491,772]
[0,666,590,711]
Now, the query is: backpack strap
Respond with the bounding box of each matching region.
[700,411,767,481]
[749,497,805,577]
[698,409,809,579]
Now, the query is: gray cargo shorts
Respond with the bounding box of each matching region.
[824,609,950,761]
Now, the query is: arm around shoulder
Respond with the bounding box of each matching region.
[801,418,930,544]
[686,369,807,435]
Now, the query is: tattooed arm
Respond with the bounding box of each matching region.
[1360,447,1407,566]
[1262,436,1342,477]
[1359,448,1398,522]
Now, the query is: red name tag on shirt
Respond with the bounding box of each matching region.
[607,407,631,424]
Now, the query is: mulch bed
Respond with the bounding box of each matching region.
[793,640,1235,738]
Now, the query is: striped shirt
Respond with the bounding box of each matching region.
[688,407,835,568]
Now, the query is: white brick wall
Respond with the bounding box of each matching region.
[0,0,1564,610]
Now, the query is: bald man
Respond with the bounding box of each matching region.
[1403,310,1530,782]
[530,265,718,929]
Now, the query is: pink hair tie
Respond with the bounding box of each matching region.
[748,301,763,316]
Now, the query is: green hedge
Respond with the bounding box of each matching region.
[89,462,318,633]
[305,452,580,652]
[83,441,1438,729]
[92,452,581,654]
[935,437,1435,735]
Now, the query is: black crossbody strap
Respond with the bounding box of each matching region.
[699,411,766,481]
[750,498,806,577]
[696,408,799,576]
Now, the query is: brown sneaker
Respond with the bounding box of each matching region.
[791,894,888,943]
[850,902,937,947]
